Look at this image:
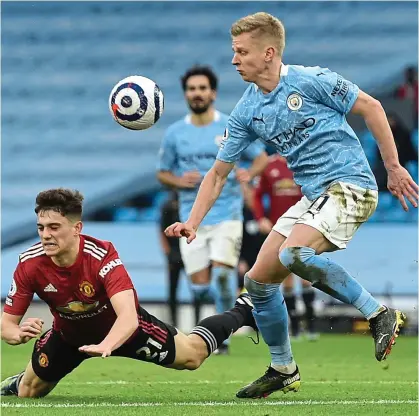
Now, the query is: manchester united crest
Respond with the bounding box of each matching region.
[79,281,95,297]
[287,93,303,111]
[39,353,49,368]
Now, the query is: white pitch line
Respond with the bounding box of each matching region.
[61,379,418,386]
[1,400,418,408]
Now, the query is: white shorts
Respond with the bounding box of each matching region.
[180,220,243,275]
[273,182,378,249]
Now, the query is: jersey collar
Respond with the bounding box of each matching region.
[184,110,220,124]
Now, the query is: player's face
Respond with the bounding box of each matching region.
[231,32,270,82]
[37,210,82,257]
[185,75,216,114]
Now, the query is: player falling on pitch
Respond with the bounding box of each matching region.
[165,12,418,399]
[1,188,256,398]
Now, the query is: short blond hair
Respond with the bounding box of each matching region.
[231,12,286,57]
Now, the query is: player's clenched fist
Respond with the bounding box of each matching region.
[19,318,44,344]
[165,222,197,244]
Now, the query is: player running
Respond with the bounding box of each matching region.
[157,65,267,354]
[0,188,257,398]
[165,12,418,399]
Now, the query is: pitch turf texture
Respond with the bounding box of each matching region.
[1,334,417,415]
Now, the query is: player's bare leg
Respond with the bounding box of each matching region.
[1,361,57,398]
[279,224,406,360]
[168,293,257,370]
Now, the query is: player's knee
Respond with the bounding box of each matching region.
[184,356,203,371]
[18,379,54,398]
[279,246,315,273]
[182,347,205,370]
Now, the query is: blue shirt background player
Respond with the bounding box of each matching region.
[158,110,266,224]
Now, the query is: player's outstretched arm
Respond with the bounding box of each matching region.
[351,90,419,211]
[79,289,138,358]
[165,160,235,243]
[1,313,43,345]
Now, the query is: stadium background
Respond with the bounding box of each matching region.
[1,1,418,335]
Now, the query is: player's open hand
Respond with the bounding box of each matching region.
[165,222,197,244]
[387,165,419,211]
[19,318,44,344]
[235,168,251,184]
[79,343,112,358]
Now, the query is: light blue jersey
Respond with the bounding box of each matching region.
[217,65,377,200]
[158,111,265,225]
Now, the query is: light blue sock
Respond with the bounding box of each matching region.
[208,266,237,346]
[245,274,294,366]
[211,266,237,314]
[190,283,211,302]
[280,247,382,320]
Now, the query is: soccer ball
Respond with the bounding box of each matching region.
[109,75,164,130]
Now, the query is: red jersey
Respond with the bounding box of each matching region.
[253,155,302,224]
[3,235,138,347]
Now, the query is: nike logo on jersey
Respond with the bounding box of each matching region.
[44,283,58,293]
[316,72,325,76]
[252,116,265,124]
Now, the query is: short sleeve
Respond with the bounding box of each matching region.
[98,243,134,299]
[3,263,34,316]
[156,128,177,171]
[306,68,359,114]
[217,104,259,163]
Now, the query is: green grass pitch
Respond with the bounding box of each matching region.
[1,334,417,415]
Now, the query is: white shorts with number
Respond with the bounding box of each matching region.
[273,182,378,249]
[180,220,243,275]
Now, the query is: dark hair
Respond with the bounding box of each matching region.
[35,188,84,219]
[181,65,218,91]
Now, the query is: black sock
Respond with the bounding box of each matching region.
[190,305,247,355]
[193,298,201,326]
[168,263,181,327]
[284,291,300,336]
[7,372,24,396]
[302,287,316,333]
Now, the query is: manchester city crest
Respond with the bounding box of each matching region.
[287,93,303,111]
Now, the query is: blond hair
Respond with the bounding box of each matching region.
[231,12,286,57]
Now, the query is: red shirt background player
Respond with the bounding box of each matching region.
[5,235,137,347]
[253,155,302,234]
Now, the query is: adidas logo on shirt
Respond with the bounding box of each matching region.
[44,283,57,293]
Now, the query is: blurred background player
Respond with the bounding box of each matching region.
[237,181,263,294]
[253,154,318,340]
[159,191,184,327]
[157,65,268,354]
